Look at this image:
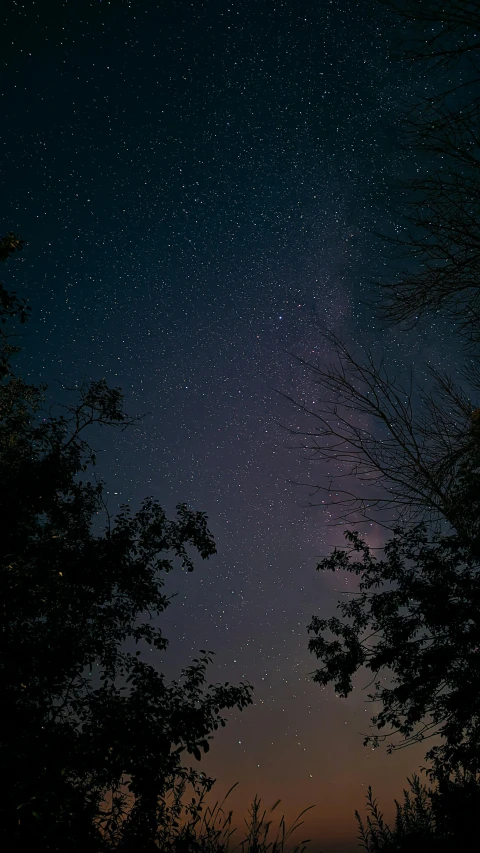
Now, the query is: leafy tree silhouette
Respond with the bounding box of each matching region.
[0,235,253,851]
[308,524,480,780]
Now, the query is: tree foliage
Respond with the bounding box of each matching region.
[308,524,480,777]
[0,237,253,851]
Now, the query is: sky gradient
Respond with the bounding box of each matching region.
[1,2,445,849]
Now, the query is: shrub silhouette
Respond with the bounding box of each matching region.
[356,771,480,852]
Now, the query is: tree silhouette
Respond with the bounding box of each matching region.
[0,236,253,851]
[376,0,480,344]
[282,333,480,532]
[300,1,480,844]
[308,524,480,778]
[281,0,480,530]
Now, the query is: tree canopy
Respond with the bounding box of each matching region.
[308,525,480,778]
[0,236,253,851]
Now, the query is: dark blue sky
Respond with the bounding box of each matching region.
[1,2,440,849]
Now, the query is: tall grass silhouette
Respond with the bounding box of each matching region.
[149,778,320,853]
[355,772,480,852]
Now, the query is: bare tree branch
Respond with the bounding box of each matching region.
[280,333,480,531]
[375,1,480,344]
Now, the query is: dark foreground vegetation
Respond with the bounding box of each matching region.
[301,0,480,849]
[0,231,253,851]
[0,234,314,851]
[4,0,480,851]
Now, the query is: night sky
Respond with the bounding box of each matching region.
[1,1,445,850]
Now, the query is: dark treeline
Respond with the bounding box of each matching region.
[4,1,480,852]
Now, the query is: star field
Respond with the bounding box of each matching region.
[1,2,441,849]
